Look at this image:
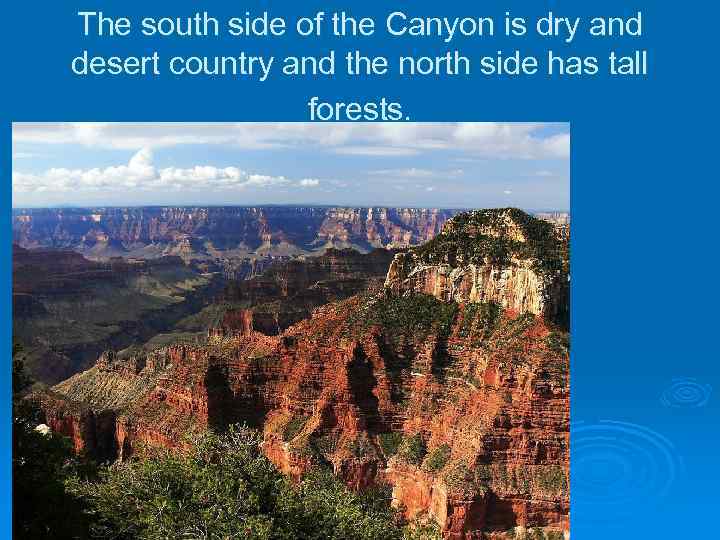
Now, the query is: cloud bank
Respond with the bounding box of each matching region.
[13,122,569,159]
[12,148,320,194]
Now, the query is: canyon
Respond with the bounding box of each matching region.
[12,206,456,383]
[28,208,570,539]
[12,245,223,384]
[12,206,458,272]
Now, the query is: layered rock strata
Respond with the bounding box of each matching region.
[33,209,570,539]
[12,206,458,259]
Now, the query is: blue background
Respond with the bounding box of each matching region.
[2,1,718,538]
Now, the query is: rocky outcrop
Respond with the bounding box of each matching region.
[386,257,548,315]
[222,248,396,335]
[385,209,569,327]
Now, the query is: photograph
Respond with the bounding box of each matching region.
[11,122,570,539]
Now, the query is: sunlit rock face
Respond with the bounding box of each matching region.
[385,209,570,327]
[12,206,459,259]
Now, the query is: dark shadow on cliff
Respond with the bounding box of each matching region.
[347,346,381,432]
[374,333,413,405]
[204,361,270,432]
[430,329,455,383]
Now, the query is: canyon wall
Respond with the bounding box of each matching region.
[32,209,570,539]
[222,247,396,334]
[12,206,458,260]
[13,245,222,383]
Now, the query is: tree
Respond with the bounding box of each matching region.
[69,425,407,540]
[12,344,89,539]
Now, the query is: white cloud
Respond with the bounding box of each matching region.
[12,122,570,160]
[368,168,465,180]
[298,178,320,187]
[12,148,323,194]
[541,133,570,159]
[504,190,513,195]
[369,168,434,178]
[333,146,420,157]
[12,152,38,160]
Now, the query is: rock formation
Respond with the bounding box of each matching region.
[385,209,569,327]
[221,247,396,334]
[31,208,570,539]
[12,206,458,260]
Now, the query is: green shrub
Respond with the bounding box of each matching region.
[347,434,374,459]
[546,331,570,354]
[13,347,91,539]
[402,519,443,540]
[423,444,451,472]
[378,432,403,458]
[315,433,340,457]
[283,416,309,442]
[351,293,458,337]
[460,301,501,339]
[536,465,568,495]
[397,433,427,466]
[69,425,409,540]
[442,462,487,499]
[526,528,544,540]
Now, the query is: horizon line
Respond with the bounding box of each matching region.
[11,204,570,213]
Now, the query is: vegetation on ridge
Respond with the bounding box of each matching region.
[348,292,458,338]
[411,208,567,277]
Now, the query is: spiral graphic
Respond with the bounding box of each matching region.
[572,420,683,523]
[660,378,712,408]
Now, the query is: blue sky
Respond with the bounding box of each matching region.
[12,123,569,210]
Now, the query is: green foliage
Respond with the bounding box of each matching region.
[69,426,280,539]
[506,312,537,339]
[442,462,488,499]
[535,465,569,496]
[412,209,566,278]
[402,519,443,540]
[460,302,501,340]
[351,293,458,338]
[290,436,321,460]
[347,434,374,459]
[12,346,91,539]
[526,528,545,540]
[70,426,408,540]
[282,468,404,540]
[314,433,340,457]
[546,331,570,355]
[546,531,566,540]
[283,415,309,442]
[12,342,33,395]
[378,432,403,458]
[516,467,532,493]
[423,444,451,472]
[397,433,427,466]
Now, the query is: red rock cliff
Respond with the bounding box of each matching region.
[36,209,569,539]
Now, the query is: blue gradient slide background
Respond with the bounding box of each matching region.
[2,1,718,538]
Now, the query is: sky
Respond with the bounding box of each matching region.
[12,123,569,210]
